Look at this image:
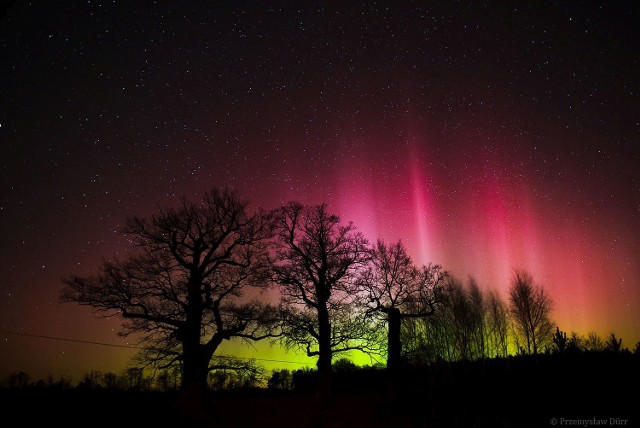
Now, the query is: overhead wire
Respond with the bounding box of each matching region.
[0,329,311,366]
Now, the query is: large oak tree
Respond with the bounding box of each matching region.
[269,203,372,382]
[358,240,446,370]
[61,188,277,414]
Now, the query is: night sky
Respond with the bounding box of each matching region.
[1,1,638,381]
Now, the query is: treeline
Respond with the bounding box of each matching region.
[58,187,639,399]
[1,356,267,391]
[1,368,158,392]
[402,276,639,363]
[3,353,638,428]
[4,331,639,393]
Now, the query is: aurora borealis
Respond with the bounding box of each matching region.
[1,2,638,381]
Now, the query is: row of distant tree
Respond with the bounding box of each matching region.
[0,362,283,391]
[1,368,152,391]
[400,273,638,363]
[3,330,639,392]
[57,187,639,400]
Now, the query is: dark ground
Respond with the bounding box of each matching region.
[1,352,638,427]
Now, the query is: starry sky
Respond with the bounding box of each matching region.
[1,1,638,381]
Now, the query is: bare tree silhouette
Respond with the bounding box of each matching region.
[402,276,510,362]
[3,371,31,389]
[584,331,606,352]
[61,188,279,418]
[486,290,509,357]
[468,278,488,359]
[567,331,583,353]
[553,327,568,353]
[358,240,445,370]
[207,357,265,390]
[269,202,372,396]
[156,366,181,391]
[606,333,623,353]
[447,277,476,360]
[267,369,292,390]
[508,271,554,355]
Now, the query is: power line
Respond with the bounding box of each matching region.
[0,329,142,349]
[0,329,310,366]
[233,357,309,366]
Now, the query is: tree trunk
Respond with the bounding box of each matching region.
[387,308,402,371]
[180,344,209,422]
[316,300,333,400]
[385,308,403,406]
[179,274,208,421]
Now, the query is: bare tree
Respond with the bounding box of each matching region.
[268,369,292,390]
[584,331,605,351]
[508,271,554,355]
[402,277,509,362]
[3,371,31,389]
[269,203,371,387]
[207,357,265,390]
[606,333,623,353]
[122,367,148,391]
[78,370,106,389]
[358,240,445,370]
[468,278,487,359]
[553,327,568,353]
[61,188,278,415]
[447,277,475,360]
[486,290,509,357]
[156,366,181,391]
[567,331,583,352]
